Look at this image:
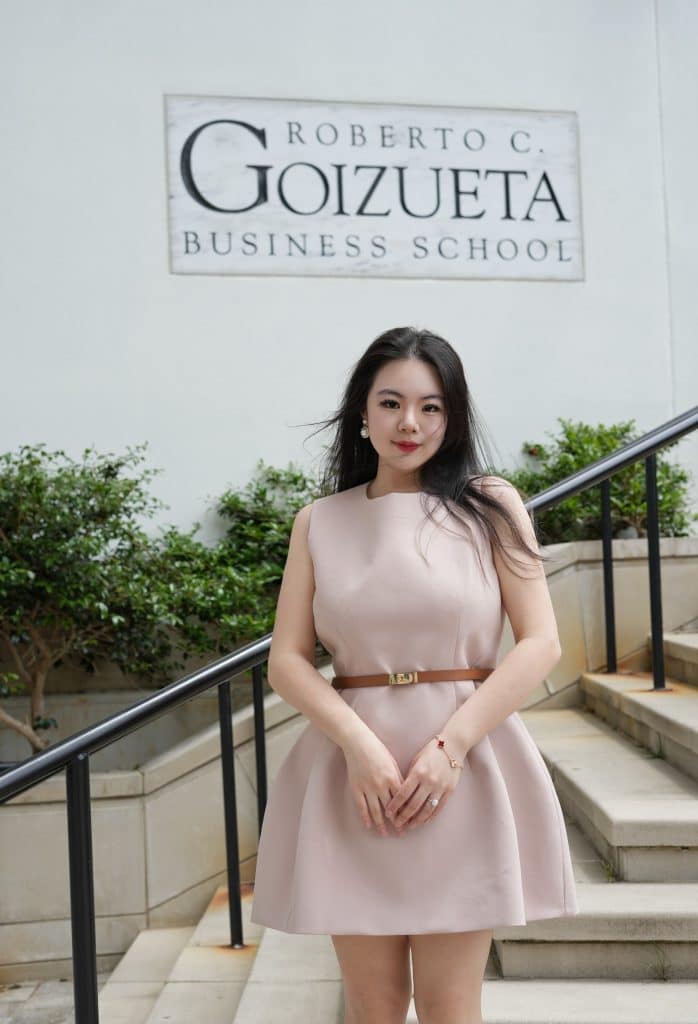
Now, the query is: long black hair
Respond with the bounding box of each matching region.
[302,325,549,578]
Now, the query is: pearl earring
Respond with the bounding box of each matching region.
[360,419,369,439]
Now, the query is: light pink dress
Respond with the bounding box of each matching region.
[249,481,579,934]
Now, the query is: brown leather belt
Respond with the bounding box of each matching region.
[331,666,494,689]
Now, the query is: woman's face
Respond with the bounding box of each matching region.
[361,358,448,475]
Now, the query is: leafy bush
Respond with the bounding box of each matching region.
[0,443,187,750]
[502,418,697,543]
[156,460,326,657]
[0,448,325,755]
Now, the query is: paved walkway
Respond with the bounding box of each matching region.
[0,973,109,1024]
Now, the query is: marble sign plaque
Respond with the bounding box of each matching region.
[165,95,583,281]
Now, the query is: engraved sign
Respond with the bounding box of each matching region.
[165,95,583,280]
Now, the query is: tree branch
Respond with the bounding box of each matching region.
[26,622,52,663]
[0,629,33,689]
[0,705,50,752]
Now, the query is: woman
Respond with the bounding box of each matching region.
[250,326,579,1024]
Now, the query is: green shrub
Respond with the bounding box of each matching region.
[502,417,697,543]
[0,442,188,751]
[0,448,325,754]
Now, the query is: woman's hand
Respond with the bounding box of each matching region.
[384,736,464,830]
[343,732,407,837]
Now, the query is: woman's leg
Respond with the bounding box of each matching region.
[331,933,413,1024]
[409,928,493,1024]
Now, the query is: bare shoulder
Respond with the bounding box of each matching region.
[293,501,314,529]
[285,501,315,560]
[470,473,519,496]
[470,474,528,515]
[470,474,537,552]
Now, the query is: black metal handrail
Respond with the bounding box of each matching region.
[1,403,696,1024]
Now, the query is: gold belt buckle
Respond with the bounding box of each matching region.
[388,671,418,685]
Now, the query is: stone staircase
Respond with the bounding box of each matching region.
[70,628,698,1023]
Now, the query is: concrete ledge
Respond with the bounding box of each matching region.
[663,632,698,668]
[662,632,698,688]
[6,769,144,804]
[0,913,145,980]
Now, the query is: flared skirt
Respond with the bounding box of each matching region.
[249,679,580,935]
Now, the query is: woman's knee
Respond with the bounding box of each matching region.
[413,990,482,1023]
[332,933,412,1023]
[344,985,411,1022]
[410,928,491,1023]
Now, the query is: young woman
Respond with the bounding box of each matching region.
[250,326,579,1024]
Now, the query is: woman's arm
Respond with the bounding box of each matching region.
[267,503,372,753]
[439,477,562,759]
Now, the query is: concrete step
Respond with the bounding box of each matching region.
[142,883,262,1024]
[63,885,262,1024]
[491,817,698,979]
[580,670,698,782]
[231,926,342,1024]
[496,881,698,979]
[476,978,698,1024]
[521,707,698,882]
[60,926,194,1024]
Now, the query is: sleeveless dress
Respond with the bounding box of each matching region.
[249,481,580,935]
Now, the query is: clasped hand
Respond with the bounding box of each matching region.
[344,730,465,837]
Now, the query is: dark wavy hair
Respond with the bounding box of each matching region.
[301,325,549,579]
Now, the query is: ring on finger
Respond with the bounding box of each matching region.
[417,795,441,825]
[404,795,440,828]
[397,789,436,826]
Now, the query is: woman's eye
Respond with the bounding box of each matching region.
[379,400,441,413]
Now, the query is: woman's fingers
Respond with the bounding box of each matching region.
[404,789,450,827]
[393,783,453,827]
[392,785,432,826]
[356,784,407,835]
[385,777,420,820]
[366,793,389,835]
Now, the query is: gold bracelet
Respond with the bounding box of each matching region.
[433,733,464,769]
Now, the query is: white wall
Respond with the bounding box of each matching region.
[656,0,698,502]
[1,0,696,544]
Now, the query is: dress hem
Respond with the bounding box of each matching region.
[249,905,581,936]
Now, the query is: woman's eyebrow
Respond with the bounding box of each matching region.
[377,388,444,400]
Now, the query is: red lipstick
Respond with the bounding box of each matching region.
[394,441,420,452]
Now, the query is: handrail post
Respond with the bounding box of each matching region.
[600,479,617,673]
[252,663,268,831]
[645,453,667,690]
[218,679,244,947]
[66,752,99,1024]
